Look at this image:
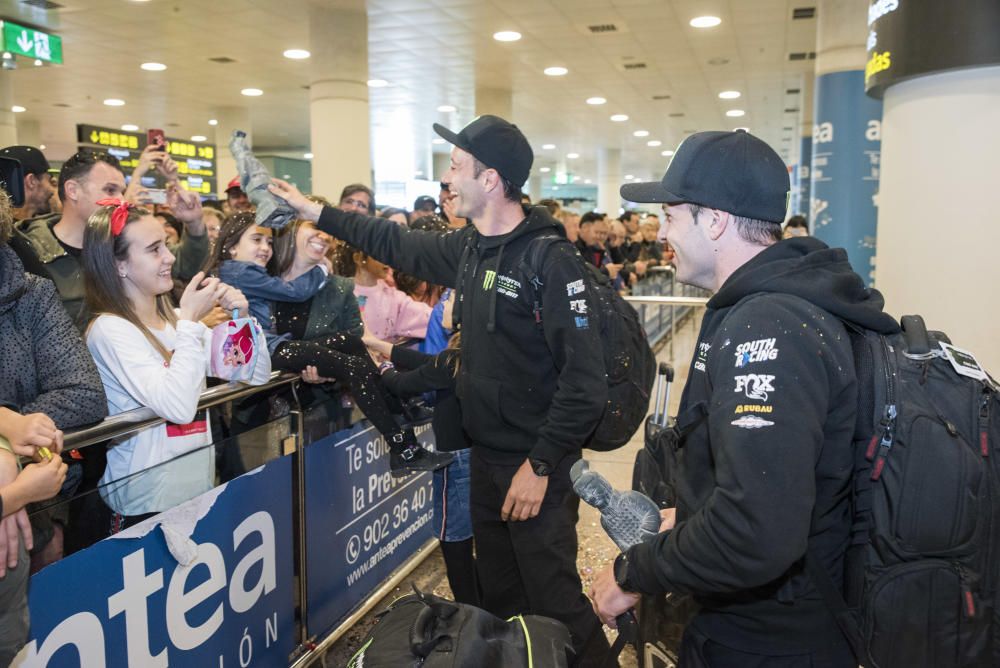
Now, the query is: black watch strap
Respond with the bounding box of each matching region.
[529,457,553,476]
[614,552,638,593]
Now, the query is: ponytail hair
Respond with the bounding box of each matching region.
[82,200,177,361]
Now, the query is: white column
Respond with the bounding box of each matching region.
[875,65,1000,372]
[474,87,512,119]
[214,106,251,196]
[597,147,621,215]
[308,1,371,198]
[527,172,542,201]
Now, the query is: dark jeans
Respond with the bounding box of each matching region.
[678,623,856,668]
[470,448,609,667]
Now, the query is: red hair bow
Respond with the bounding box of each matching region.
[96,198,134,237]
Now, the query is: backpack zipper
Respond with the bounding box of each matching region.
[868,336,898,481]
[956,563,977,618]
[979,389,990,458]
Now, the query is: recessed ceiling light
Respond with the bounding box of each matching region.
[625,174,634,180]
[647,140,662,147]
[610,114,629,122]
[544,66,568,76]
[541,144,555,150]
[493,31,522,42]
[633,130,650,137]
[584,179,592,184]
[367,79,389,87]
[39,144,45,149]
[208,119,218,126]
[726,109,746,117]
[540,167,551,173]
[103,98,125,106]
[141,62,167,71]
[566,153,579,159]
[661,150,674,156]
[11,106,25,113]
[121,124,139,131]
[718,90,741,99]
[283,49,310,60]
[690,16,722,28]
[241,88,263,96]
[33,59,42,67]
[432,138,446,145]
[191,135,207,142]
[303,152,314,159]
[437,104,457,112]
[586,97,607,105]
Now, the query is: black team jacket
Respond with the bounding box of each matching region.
[317,205,607,467]
[624,237,899,654]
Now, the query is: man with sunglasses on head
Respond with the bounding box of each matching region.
[15,149,207,329]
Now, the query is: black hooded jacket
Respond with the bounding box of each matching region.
[317,205,607,466]
[625,237,899,654]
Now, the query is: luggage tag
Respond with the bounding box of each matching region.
[939,342,989,382]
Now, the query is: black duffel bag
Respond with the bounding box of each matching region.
[347,585,573,668]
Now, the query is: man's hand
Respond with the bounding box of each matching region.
[157,155,180,185]
[590,563,640,629]
[659,507,676,532]
[633,260,648,277]
[0,407,59,457]
[605,263,623,279]
[501,459,549,521]
[168,185,205,235]
[269,178,322,221]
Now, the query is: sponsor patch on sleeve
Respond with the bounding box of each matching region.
[731,415,775,429]
[734,374,775,401]
[566,279,585,296]
[734,338,779,368]
[574,316,589,329]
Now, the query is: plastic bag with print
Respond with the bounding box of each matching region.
[210,310,260,382]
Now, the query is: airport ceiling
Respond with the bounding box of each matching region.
[4,0,818,186]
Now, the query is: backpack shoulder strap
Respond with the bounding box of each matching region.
[517,234,569,329]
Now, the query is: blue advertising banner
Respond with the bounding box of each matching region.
[304,422,435,638]
[810,70,882,285]
[13,457,295,668]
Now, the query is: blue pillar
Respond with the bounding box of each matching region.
[809,70,882,285]
[796,136,811,217]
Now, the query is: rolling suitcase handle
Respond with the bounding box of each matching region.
[652,362,675,428]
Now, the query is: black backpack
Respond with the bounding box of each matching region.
[347,586,573,668]
[808,314,1000,668]
[518,235,656,451]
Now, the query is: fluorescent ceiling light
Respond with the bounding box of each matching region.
[690,16,722,28]
[104,98,125,106]
[633,130,649,137]
[121,124,139,131]
[141,62,166,71]
[566,153,579,159]
[610,114,629,122]
[493,31,521,42]
[586,97,607,105]
[208,119,218,126]
[303,153,314,159]
[661,150,674,157]
[241,88,263,96]
[540,167,551,173]
[541,144,555,150]
[726,109,746,117]
[11,105,25,113]
[283,49,310,60]
[191,135,207,142]
[647,140,662,147]
[718,90,741,99]
[544,66,568,76]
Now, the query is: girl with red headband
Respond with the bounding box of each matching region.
[80,198,271,533]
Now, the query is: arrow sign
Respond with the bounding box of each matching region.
[15,30,31,54]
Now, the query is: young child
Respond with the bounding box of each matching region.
[206,213,451,477]
[81,199,272,533]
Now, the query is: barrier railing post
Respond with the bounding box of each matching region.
[290,381,310,647]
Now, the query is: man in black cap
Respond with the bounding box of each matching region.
[270,115,612,666]
[0,146,55,222]
[589,130,898,666]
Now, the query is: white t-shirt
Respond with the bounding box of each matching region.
[86,314,271,516]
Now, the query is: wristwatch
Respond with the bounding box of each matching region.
[614,552,638,593]
[528,457,553,477]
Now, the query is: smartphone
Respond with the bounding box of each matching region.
[144,188,168,205]
[147,128,166,151]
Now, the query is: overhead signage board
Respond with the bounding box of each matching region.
[0,20,62,64]
[76,124,218,195]
[865,0,1000,98]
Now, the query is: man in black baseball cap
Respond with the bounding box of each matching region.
[590,129,896,667]
[271,114,613,665]
[0,145,55,221]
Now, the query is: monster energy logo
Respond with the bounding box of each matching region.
[483,270,496,290]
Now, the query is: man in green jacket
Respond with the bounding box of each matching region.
[14,148,208,329]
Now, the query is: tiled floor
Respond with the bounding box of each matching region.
[323,311,703,667]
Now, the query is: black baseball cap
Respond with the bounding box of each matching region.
[413,195,437,211]
[432,115,533,187]
[620,130,789,223]
[0,145,49,175]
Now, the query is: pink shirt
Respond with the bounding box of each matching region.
[354,280,432,342]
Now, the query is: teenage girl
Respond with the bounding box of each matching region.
[81,198,272,533]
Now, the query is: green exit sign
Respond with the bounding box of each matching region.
[0,20,62,64]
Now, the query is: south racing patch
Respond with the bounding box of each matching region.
[694,342,711,373]
[734,338,779,368]
[566,279,585,296]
